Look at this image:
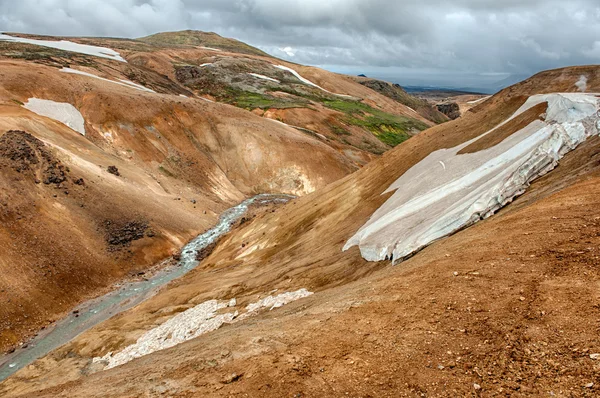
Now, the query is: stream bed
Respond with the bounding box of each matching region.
[0,194,293,382]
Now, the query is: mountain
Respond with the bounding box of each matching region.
[0,30,447,356]
[2,61,599,397]
[139,30,270,57]
[485,73,533,93]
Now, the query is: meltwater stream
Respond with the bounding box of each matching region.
[0,194,294,382]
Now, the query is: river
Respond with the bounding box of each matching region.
[0,194,294,382]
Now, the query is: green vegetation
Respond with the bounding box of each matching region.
[322,99,429,147]
[222,89,308,110]
[158,165,175,178]
[330,125,351,136]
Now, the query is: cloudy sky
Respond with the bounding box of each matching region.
[2,0,600,91]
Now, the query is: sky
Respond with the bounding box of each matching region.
[1,0,600,91]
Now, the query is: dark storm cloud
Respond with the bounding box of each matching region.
[1,0,600,88]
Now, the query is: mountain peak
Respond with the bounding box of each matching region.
[139,30,268,56]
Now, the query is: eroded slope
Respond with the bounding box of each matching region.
[3,66,599,397]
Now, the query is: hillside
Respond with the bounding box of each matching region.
[1,31,441,162]
[2,65,599,397]
[0,29,446,353]
[139,30,270,57]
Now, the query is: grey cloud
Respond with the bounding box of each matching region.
[1,0,599,89]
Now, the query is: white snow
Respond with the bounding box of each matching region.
[467,96,491,104]
[60,68,155,93]
[118,79,156,93]
[200,46,222,52]
[245,289,314,312]
[248,73,280,84]
[97,299,237,370]
[200,63,213,67]
[576,75,588,92]
[24,98,86,135]
[0,34,126,62]
[273,65,355,99]
[344,92,600,263]
[94,289,313,369]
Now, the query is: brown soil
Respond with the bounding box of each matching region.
[6,143,600,398]
[0,55,356,352]
[0,38,599,397]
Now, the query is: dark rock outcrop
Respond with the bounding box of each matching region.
[436,102,461,120]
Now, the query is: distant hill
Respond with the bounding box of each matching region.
[139,30,269,57]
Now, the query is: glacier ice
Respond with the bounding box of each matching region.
[344,93,600,263]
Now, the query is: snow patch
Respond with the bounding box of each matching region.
[273,65,354,99]
[248,73,280,84]
[344,93,600,263]
[97,299,238,370]
[0,34,126,62]
[200,46,221,52]
[24,98,85,135]
[60,68,155,93]
[467,96,491,104]
[94,289,312,369]
[576,75,588,92]
[118,79,156,93]
[245,289,313,312]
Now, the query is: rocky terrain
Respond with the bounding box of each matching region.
[0,63,598,397]
[1,30,599,398]
[409,88,491,119]
[0,29,442,353]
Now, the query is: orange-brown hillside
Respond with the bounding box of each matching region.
[2,66,599,397]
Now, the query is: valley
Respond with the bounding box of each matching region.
[0,29,599,397]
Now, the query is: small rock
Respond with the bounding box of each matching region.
[453,271,459,276]
[222,373,243,384]
[519,296,526,301]
[585,382,594,388]
[474,383,481,390]
[106,166,120,176]
[590,353,600,360]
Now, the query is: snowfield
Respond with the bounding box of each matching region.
[248,73,280,83]
[273,65,355,99]
[60,68,155,93]
[95,289,313,369]
[24,98,86,135]
[97,299,238,370]
[0,34,126,62]
[344,92,600,263]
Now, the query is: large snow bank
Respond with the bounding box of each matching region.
[344,93,600,263]
[0,34,126,62]
[60,68,155,93]
[24,98,86,135]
